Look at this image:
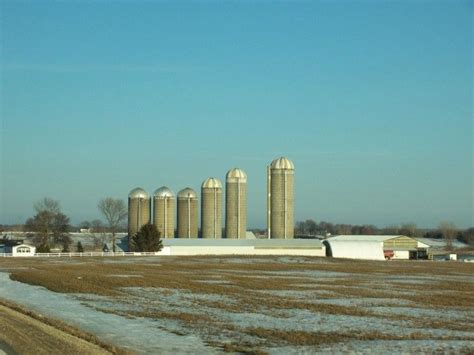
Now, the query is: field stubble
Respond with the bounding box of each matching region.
[1,255,473,353]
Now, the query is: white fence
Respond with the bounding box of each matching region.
[0,251,162,258]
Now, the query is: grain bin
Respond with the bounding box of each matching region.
[225,168,247,239]
[128,187,151,237]
[267,157,294,239]
[153,186,175,238]
[201,178,222,239]
[177,187,198,238]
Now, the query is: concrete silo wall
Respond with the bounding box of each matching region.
[225,181,247,239]
[177,198,198,238]
[154,197,175,238]
[270,170,294,239]
[128,198,151,237]
[201,188,222,239]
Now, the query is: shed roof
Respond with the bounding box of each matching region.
[163,239,323,248]
[327,235,411,242]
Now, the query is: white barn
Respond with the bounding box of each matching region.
[323,235,431,261]
[158,239,325,257]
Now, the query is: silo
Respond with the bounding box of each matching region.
[128,187,151,237]
[201,178,222,239]
[267,157,295,239]
[225,168,247,239]
[177,187,198,238]
[153,186,175,238]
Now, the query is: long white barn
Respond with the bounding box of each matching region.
[159,239,325,257]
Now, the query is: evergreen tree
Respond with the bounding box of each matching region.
[130,224,162,252]
[76,241,84,252]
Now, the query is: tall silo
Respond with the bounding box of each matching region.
[225,168,247,239]
[267,157,295,239]
[177,187,198,238]
[153,186,175,238]
[201,178,222,239]
[128,187,151,237]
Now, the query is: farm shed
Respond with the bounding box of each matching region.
[159,239,325,256]
[11,244,36,257]
[323,235,431,260]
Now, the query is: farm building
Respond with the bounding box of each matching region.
[0,241,36,257]
[159,239,325,256]
[323,235,431,260]
[11,244,36,256]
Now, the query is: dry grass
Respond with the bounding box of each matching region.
[4,256,474,311]
[243,327,473,346]
[2,255,473,352]
[0,298,130,354]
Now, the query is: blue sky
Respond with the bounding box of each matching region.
[1,0,472,228]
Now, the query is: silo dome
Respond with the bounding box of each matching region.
[226,168,247,183]
[202,177,222,189]
[153,186,175,198]
[128,187,149,199]
[178,187,197,199]
[270,157,295,170]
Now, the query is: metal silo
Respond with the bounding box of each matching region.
[267,157,295,239]
[153,186,175,238]
[177,187,198,238]
[128,187,151,237]
[225,168,247,239]
[201,178,222,239]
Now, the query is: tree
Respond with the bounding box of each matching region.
[400,223,418,237]
[129,224,162,252]
[76,241,84,252]
[98,198,127,252]
[80,221,91,230]
[439,222,457,250]
[90,219,105,233]
[458,228,474,246]
[25,198,71,251]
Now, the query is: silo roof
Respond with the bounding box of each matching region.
[270,157,295,170]
[202,177,222,189]
[153,186,175,198]
[128,187,149,199]
[177,187,198,199]
[226,168,247,182]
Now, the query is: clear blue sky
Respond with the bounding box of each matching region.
[1,0,472,229]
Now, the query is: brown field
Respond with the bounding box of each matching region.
[1,255,473,354]
[0,299,128,355]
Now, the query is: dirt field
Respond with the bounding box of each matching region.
[1,256,473,354]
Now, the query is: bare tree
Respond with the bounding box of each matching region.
[439,222,457,250]
[25,198,70,251]
[90,219,105,233]
[98,198,127,252]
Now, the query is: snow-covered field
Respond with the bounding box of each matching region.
[1,256,473,354]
